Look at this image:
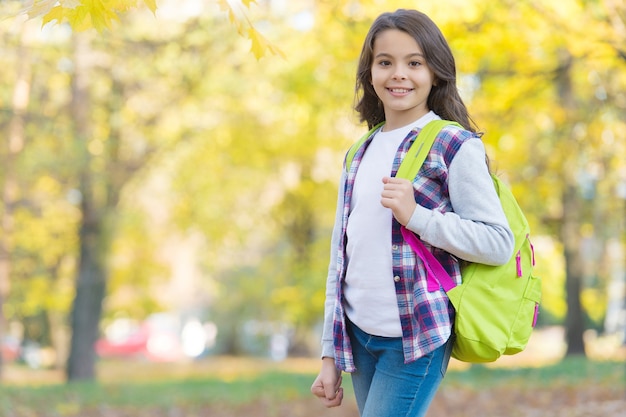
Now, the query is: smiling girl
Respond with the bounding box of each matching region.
[310,9,514,417]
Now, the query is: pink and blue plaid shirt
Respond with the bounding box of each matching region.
[332,125,473,372]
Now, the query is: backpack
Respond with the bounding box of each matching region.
[345,119,542,363]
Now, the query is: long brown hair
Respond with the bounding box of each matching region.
[354,9,480,134]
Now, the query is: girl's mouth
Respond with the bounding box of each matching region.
[387,88,413,94]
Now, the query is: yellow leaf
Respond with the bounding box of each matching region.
[26,0,153,32]
[248,27,284,60]
[142,0,157,14]
[67,5,91,31]
[223,4,244,35]
[218,0,240,20]
[26,0,57,19]
[268,43,285,59]
[240,0,257,7]
[108,0,134,12]
[59,0,81,8]
[90,0,120,31]
[248,28,265,60]
[41,5,66,26]
[216,0,231,12]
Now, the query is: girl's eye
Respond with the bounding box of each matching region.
[409,61,421,67]
[378,60,391,66]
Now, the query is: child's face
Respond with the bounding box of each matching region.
[371,29,436,130]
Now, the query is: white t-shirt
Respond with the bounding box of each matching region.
[344,112,439,337]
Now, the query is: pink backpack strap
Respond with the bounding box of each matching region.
[400,226,457,293]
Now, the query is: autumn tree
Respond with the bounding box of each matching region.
[3,0,279,380]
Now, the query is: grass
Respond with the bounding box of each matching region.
[0,372,314,412]
[0,355,623,416]
[443,356,625,388]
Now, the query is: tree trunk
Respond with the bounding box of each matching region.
[0,23,31,379]
[555,49,587,357]
[66,205,107,380]
[64,31,141,381]
[65,34,107,381]
[561,184,587,356]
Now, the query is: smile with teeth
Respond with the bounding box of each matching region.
[387,87,413,94]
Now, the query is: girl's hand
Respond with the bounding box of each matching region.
[311,357,344,408]
[381,176,417,226]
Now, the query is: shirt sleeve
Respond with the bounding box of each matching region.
[320,172,346,359]
[406,138,514,265]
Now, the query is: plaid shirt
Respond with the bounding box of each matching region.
[332,125,471,372]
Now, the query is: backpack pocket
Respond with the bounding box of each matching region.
[505,273,542,355]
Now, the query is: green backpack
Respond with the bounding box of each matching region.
[346,119,542,363]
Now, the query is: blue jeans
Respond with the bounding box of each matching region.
[347,320,453,417]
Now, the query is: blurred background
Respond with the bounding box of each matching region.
[0,0,624,392]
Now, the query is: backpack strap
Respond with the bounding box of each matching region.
[401,226,457,292]
[344,121,385,172]
[396,120,462,179]
[397,119,463,293]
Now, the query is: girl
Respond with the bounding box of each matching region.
[311,9,514,417]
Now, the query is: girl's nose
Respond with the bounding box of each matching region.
[392,71,407,80]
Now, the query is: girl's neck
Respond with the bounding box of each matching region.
[382,110,433,132]
[382,109,430,132]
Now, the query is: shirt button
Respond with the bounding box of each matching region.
[393,275,401,282]
[392,244,399,251]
